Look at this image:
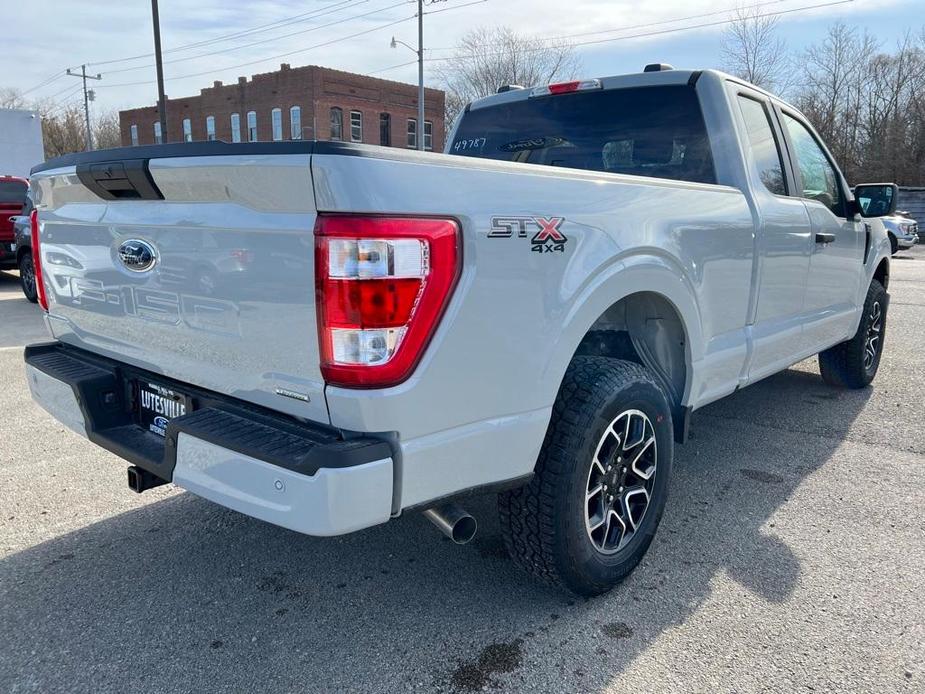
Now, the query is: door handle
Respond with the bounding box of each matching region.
[815,233,836,244]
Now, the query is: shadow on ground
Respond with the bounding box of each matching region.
[0,366,871,693]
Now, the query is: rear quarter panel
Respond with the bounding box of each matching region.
[313,150,755,508]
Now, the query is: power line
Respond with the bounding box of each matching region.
[99,0,410,76]
[19,71,68,96]
[425,0,791,51]
[81,0,372,69]
[378,0,856,71]
[96,14,416,89]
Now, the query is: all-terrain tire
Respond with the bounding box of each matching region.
[818,279,887,389]
[498,357,673,596]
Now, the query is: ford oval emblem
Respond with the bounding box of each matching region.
[118,239,157,273]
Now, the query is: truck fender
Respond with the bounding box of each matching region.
[543,254,704,409]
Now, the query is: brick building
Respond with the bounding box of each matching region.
[119,64,445,151]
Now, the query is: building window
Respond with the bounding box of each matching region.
[406,118,416,148]
[153,121,162,144]
[231,113,241,143]
[350,110,362,142]
[206,116,216,141]
[271,108,282,141]
[247,111,258,142]
[379,113,391,147]
[424,120,433,151]
[290,106,302,139]
[330,107,343,140]
[130,124,139,146]
[182,118,192,142]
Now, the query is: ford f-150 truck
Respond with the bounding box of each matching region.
[23,67,895,595]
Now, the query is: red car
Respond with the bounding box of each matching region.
[0,175,29,271]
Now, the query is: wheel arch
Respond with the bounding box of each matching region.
[547,260,702,441]
[16,243,31,264]
[874,256,889,290]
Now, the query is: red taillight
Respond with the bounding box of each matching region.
[30,209,48,311]
[314,215,460,388]
[548,81,581,95]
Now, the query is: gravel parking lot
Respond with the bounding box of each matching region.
[1,251,923,694]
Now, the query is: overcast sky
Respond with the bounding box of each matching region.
[4,0,919,115]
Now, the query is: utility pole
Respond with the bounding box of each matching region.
[417,0,424,151]
[390,0,426,151]
[151,0,168,142]
[65,65,102,151]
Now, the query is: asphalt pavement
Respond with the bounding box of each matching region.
[0,253,923,693]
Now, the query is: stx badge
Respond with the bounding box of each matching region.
[488,216,568,253]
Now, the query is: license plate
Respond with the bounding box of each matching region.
[136,381,192,436]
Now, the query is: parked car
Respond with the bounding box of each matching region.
[10,193,36,301]
[880,212,918,254]
[23,67,895,596]
[0,175,28,272]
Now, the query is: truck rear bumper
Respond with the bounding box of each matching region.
[24,342,394,536]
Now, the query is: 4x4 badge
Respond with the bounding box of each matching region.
[488,216,568,253]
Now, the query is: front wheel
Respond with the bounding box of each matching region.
[818,279,887,388]
[18,252,38,303]
[498,357,673,596]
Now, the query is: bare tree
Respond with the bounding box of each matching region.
[0,87,27,110]
[39,104,88,159]
[721,5,792,94]
[433,26,582,128]
[794,23,925,184]
[93,111,122,150]
[795,22,877,181]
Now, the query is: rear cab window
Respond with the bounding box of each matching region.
[450,85,716,185]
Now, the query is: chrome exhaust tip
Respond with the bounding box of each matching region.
[423,502,477,545]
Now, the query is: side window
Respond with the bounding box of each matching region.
[330,107,343,140]
[271,107,283,141]
[230,113,241,143]
[379,112,391,146]
[246,111,258,142]
[781,112,844,217]
[350,110,362,142]
[736,96,786,196]
[290,106,302,139]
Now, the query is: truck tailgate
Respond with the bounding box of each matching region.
[30,152,329,423]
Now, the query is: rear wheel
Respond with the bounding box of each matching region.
[498,357,673,596]
[18,252,38,303]
[819,279,886,388]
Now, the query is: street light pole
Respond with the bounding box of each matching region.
[65,65,102,151]
[391,0,426,151]
[151,0,168,142]
[417,0,425,151]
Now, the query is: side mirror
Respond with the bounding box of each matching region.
[853,183,899,218]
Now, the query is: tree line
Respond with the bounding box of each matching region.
[722,9,925,186]
[436,18,925,186]
[0,88,121,160]
[3,14,923,186]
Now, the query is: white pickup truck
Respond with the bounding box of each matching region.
[24,66,895,595]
